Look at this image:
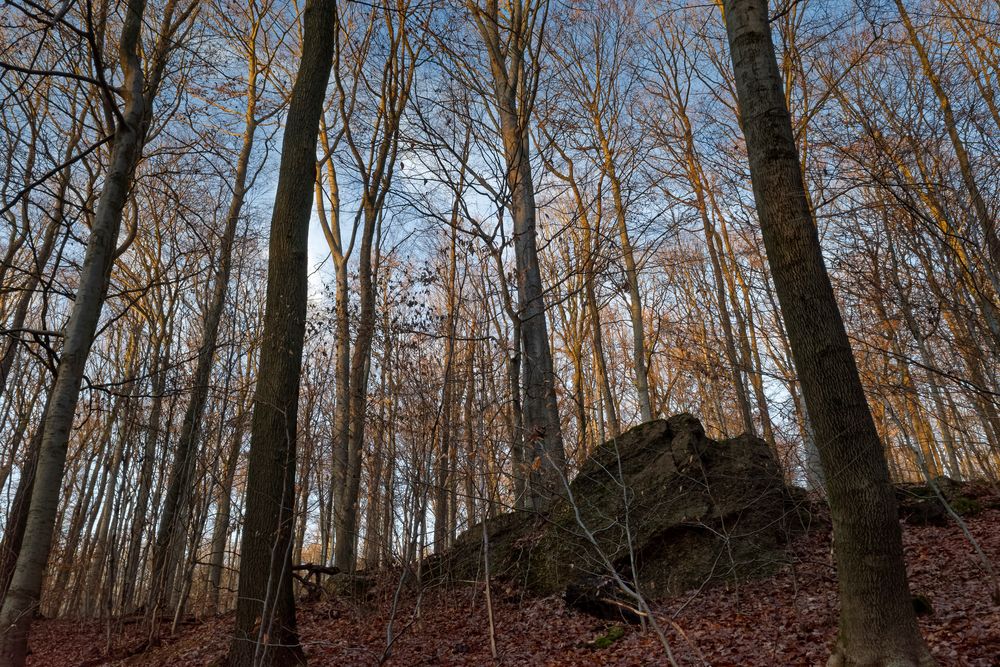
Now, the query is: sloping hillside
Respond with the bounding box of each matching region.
[27,502,1000,666]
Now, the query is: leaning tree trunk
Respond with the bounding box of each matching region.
[0,1,154,662]
[720,1,934,665]
[225,0,337,664]
[0,412,44,602]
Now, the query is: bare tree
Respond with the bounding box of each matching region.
[720,0,933,664]
[225,0,337,663]
[0,0,197,661]
[464,0,566,508]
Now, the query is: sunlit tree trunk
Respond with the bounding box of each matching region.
[0,0,191,659]
[468,0,566,508]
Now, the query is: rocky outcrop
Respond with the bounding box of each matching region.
[439,414,798,599]
[895,476,987,526]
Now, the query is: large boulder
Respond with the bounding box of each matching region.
[439,414,796,598]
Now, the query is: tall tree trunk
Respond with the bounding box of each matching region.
[469,0,566,509]
[720,1,934,664]
[435,224,459,552]
[225,0,336,663]
[315,137,353,570]
[505,131,565,508]
[338,271,376,570]
[0,0,166,659]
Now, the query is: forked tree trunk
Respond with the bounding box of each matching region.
[469,0,566,508]
[720,1,934,665]
[225,0,337,663]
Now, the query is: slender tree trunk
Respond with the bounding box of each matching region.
[0,0,158,660]
[721,1,933,664]
[120,327,171,612]
[226,0,337,663]
[888,241,963,479]
[207,396,247,614]
[328,252,351,563]
[363,327,390,567]
[149,84,258,621]
[435,225,459,552]
[506,319,527,507]
[597,134,651,423]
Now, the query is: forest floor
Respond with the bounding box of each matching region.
[27,505,1000,666]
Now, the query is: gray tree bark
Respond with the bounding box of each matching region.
[468,0,566,509]
[0,0,189,659]
[721,1,934,664]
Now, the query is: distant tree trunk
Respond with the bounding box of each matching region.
[333,205,378,571]
[468,0,566,508]
[315,135,353,569]
[149,70,259,622]
[120,324,172,612]
[509,327,528,507]
[435,224,460,552]
[583,250,619,438]
[225,0,336,663]
[887,239,963,479]
[596,130,652,422]
[379,358,400,566]
[696,186,755,436]
[206,393,247,614]
[721,1,934,665]
[363,304,393,567]
[488,258,527,507]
